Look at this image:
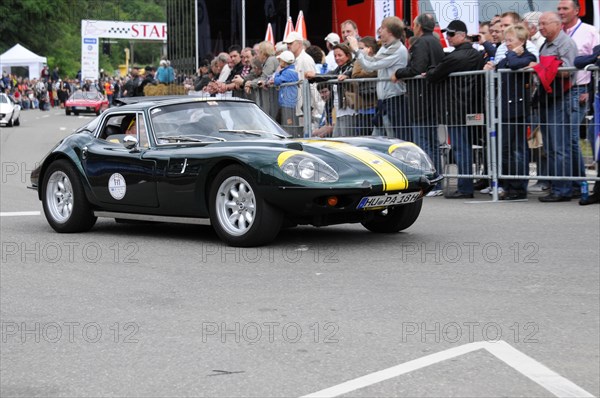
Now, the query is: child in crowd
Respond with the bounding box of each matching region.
[273,50,299,135]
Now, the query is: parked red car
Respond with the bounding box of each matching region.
[65,90,109,116]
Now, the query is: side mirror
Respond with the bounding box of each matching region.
[123,135,138,150]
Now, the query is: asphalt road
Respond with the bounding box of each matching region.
[1,108,599,397]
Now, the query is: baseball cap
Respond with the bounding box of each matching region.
[442,20,468,33]
[283,31,304,44]
[325,32,340,45]
[277,50,295,64]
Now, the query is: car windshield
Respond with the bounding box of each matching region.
[71,91,102,101]
[0,95,8,104]
[150,100,289,143]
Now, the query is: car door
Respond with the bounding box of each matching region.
[82,112,158,207]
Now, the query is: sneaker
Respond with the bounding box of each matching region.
[481,187,505,195]
[529,182,550,193]
[426,190,444,197]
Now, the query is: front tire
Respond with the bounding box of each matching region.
[209,165,282,247]
[42,159,97,233]
[13,116,20,126]
[6,113,13,127]
[65,108,71,115]
[361,199,423,233]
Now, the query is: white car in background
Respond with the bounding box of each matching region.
[0,93,21,127]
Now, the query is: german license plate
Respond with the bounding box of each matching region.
[357,192,421,209]
[74,107,87,111]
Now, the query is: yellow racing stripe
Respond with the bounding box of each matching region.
[300,140,408,191]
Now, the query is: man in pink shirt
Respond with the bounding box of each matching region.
[557,0,600,186]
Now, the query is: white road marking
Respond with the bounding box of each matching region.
[0,211,41,217]
[301,341,595,398]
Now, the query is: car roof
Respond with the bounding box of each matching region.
[111,96,255,111]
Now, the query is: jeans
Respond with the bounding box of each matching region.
[540,95,572,197]
[501,118,528,194]
[377,96,409,140]
[412,122,441,178]
[569,85,587,178]
[448,125,474,194]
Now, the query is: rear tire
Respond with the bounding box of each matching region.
[42,159,97,233]
[361,199,423,233]
[209,165,282,246]
[65,108,71,115]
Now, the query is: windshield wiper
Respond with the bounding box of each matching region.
[218,129,264,137]
[158,135,225,143]
[218,129,287,139]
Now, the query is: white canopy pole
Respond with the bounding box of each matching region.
[286,0,290,19]
[242,0,246,48]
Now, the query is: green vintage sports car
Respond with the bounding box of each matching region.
[30,97,441,246]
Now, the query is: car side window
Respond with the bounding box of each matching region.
[137,115,149,148]
[99,114,129,144]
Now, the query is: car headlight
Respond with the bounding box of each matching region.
[278,151,338,183]
[389,143,435,173]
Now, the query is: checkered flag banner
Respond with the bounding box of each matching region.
[107,26,131,35]
[81,20,166,41]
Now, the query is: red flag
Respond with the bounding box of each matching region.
[265,23,275,45]
[434,25,448,48]
[283,16,294,42]
[295,10,307,40]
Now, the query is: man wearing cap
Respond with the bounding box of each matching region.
[426,19,486,199]
[273,50,299,135]
[194,59,211,91]
[324,33,340,72]
[283,31,317,132]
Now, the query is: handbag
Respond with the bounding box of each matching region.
[527,125,543,149]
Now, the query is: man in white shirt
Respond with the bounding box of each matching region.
[283,31,318,135]
[324,32,340,72]
[557,0,600,181]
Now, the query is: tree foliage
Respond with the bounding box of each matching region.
[0,0,166,79]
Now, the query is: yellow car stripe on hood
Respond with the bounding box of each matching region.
[277,150,304,166]
[299,140,408,191]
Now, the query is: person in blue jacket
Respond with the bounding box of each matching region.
[273,50,299,135]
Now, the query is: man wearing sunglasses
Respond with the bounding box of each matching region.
[425,20,486,199]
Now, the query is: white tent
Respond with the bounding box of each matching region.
[0,44,47,79]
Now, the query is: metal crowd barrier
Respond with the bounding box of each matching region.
[496,67,599,186]
[189,65,599,201]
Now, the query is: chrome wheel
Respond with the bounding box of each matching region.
[215,176,256,236]
[46,170,74,223]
